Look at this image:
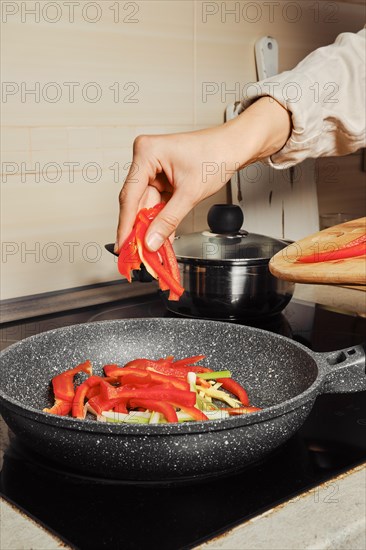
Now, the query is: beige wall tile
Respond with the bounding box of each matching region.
[30,149,70,168]
[133,125,197,137]
[2,1,195,127]
[67,148,104,169]
[1,181,120,297]
[1,127,30,152]
[30,127,69,151]
[67,127,102,150]
[100,127,137,148]
[1,151,32,178]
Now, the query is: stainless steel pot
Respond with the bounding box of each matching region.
[164,204,294,319]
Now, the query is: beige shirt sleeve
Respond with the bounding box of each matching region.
[237,28,366,169]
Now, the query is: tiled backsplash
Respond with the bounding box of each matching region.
[1,1,364,300]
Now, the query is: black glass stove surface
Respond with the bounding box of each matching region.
[1,293,366,550]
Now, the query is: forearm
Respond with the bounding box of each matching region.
[221,96,292,167]
[238,29,366,167]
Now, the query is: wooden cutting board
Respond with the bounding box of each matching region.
[269,217,366,286]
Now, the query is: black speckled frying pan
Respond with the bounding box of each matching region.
[0,319,365,483]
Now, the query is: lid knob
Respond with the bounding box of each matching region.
[207,204,244,234]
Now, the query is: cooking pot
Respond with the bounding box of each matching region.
[106,204,294,320]
[0,318,365,484]
[164,204,294,319]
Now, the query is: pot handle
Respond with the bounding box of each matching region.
[317,343,366,394]
[104,244,153,282]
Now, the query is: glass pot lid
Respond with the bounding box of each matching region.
[173,204,288,265]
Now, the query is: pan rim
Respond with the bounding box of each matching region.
[0,318,321,435]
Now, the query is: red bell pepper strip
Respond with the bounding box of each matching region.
[72,375,117,419]
[87,381,126,415]
[158,240,181,300]
[168,403,208,421]
[104,366,150,380]
[43,360,92,416]
[104,367,190,391]
[297,241,366,263]
[119,358,175,371]
[147,371,189,391]
[173,355,206,367]
[87,395,124,416]
[102,383,196,409]
[147,364,210,382]
[118,358,159,371]
[43,398,73,416]
[86,385,100,400]
[135,214,184,300]
[221,406,261,415]
[341,234,366,248]
[117,227,141,282]
[129,398,178,423]
[219,378,250,406]
[114,401,128,413]
[51,360,92,402]
[113,356,201,372]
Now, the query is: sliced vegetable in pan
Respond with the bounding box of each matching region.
[43,355,261,423]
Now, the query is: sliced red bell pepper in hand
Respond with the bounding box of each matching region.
[117,228,141,282]
[158,240,182,300]
[135,212,184,300]
[118,202,184,301]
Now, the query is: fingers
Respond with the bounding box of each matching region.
[145,192,194,251]
[115,138,153,252]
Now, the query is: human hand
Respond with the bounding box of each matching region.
[115,97,291,252]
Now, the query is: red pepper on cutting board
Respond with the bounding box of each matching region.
[297,234,366,263]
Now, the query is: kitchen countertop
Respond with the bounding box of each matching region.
[293,283,366,316]
[197,464,366,550]
[1,464,365,550]
[1,280,365,325]
[0,283,365,549]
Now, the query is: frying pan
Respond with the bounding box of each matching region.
[0,319,365,483]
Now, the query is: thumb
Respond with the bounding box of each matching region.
[145,193,193,251]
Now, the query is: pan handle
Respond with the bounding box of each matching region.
[317,343,366,394]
